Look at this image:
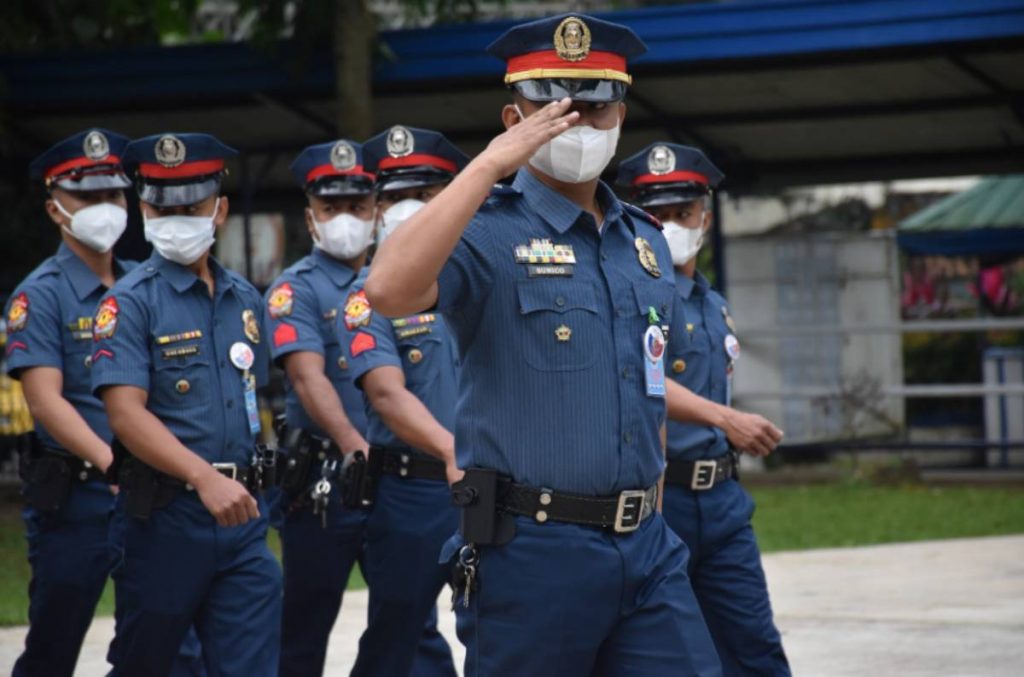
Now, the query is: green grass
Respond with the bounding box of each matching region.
[0,481,1022,627]
[749,482,1024,552]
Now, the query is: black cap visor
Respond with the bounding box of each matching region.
[375,167,454,193]
[634,183,710,208]
[137,174,222,207]
[307,175,374,198]
[512,78,627,103]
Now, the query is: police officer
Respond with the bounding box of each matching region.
[265,139,449,676]
[4,129,134,677]
[365,14,721,676]
[341,126,467,677]
[91,133,281,676]
[617,143,789,676]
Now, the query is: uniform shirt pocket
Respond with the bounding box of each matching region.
[515,279,601,372]
[148,346,212,413]
[398,332,443,386]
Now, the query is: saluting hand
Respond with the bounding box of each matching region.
[476,97,579,179]
[195,470,260,527]
[722,411,784,458]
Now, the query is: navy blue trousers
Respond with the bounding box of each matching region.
[663,481,789,677]
[13,481,112,677]
[351,474,458,677]
[450,512,722,677]
[106,491,281,677]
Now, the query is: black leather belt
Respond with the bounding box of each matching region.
[499,481,658,534]
[38,447,107,483]
[374,446,447,482]
[664,452,738,491]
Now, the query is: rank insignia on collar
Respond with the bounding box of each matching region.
[267,283,294,319]
[344,290,373,330]
[514,239,576,265]
[634,237,662,278]
[93,297,119,340]
[243,309,260,344]
[7,292,29,333]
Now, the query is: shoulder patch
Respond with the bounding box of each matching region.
[344,290,372,330]
[6,292,29,332]
[267,282,295,318]
[93,297,119,340]
[623,202,663,231]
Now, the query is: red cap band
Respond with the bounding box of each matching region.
[377,154,457,174]
[138,159,225,179]
[507,50,627,77]
[44,155,122,180]
[633,171,709,186]
[305,164,375,184]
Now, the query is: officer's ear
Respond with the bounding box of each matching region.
[305,206,319,242]
[43,188,71,228]
[213,195,229,227]
[618,100,627,125]
[501,103,522,131]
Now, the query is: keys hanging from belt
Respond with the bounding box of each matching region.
[310,459,338,528]
[451,544,479,610]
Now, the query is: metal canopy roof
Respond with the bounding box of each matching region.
[898,175,1024,256]
[2,0,1023,193]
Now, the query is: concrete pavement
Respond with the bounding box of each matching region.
[1,535,1021,675]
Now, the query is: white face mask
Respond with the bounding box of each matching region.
[310,210,374,260]
[378,199,425,246]
[516,105,620,184]
[143,198,220,265]
[663,217,707,266]
[53,199,127,253]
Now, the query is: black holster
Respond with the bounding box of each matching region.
[339,450,378,509]
[19,437,73,514]
[255,443,277,489]
[278,427,319,499]
[119,457,180,520]
[451,468,516,546]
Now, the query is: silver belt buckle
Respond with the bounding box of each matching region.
[213,462,238,481]
[614,489,648,533]
[691,460,717,491]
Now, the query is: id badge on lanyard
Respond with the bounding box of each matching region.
[643,307,666,398]
[230,342,262,435]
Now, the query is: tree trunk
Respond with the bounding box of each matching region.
[333,0,376,138]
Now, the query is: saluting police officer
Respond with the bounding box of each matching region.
[4,129,134,677]
[264,139,449,676]
[365,14,721,676]
[91,133,281,676]
[618,143,789,676]
[341,126,467,677]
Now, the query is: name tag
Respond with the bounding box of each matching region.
[396,326,432,340]
[527,264,574,278]
[162,344,200,360]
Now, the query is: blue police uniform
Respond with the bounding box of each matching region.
[431,16,721,675]
[265,138,449,677]
[6,129,202,677]
[340,126,467,677]
[5,241,133,677]
[91,133,281,676]
[620,142,790,676]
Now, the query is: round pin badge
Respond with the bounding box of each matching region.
[644,325,666,363]
[724,334,741,361]
[229,341,255,370]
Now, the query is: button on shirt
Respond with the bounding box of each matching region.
[263,249,369,438]
[435,168,680,496]
[338,281,458,451]
[666,270,732,462]
[4,243,134,453]
[90,253,268,466]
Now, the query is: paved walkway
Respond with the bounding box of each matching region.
[2,535,1021,675]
